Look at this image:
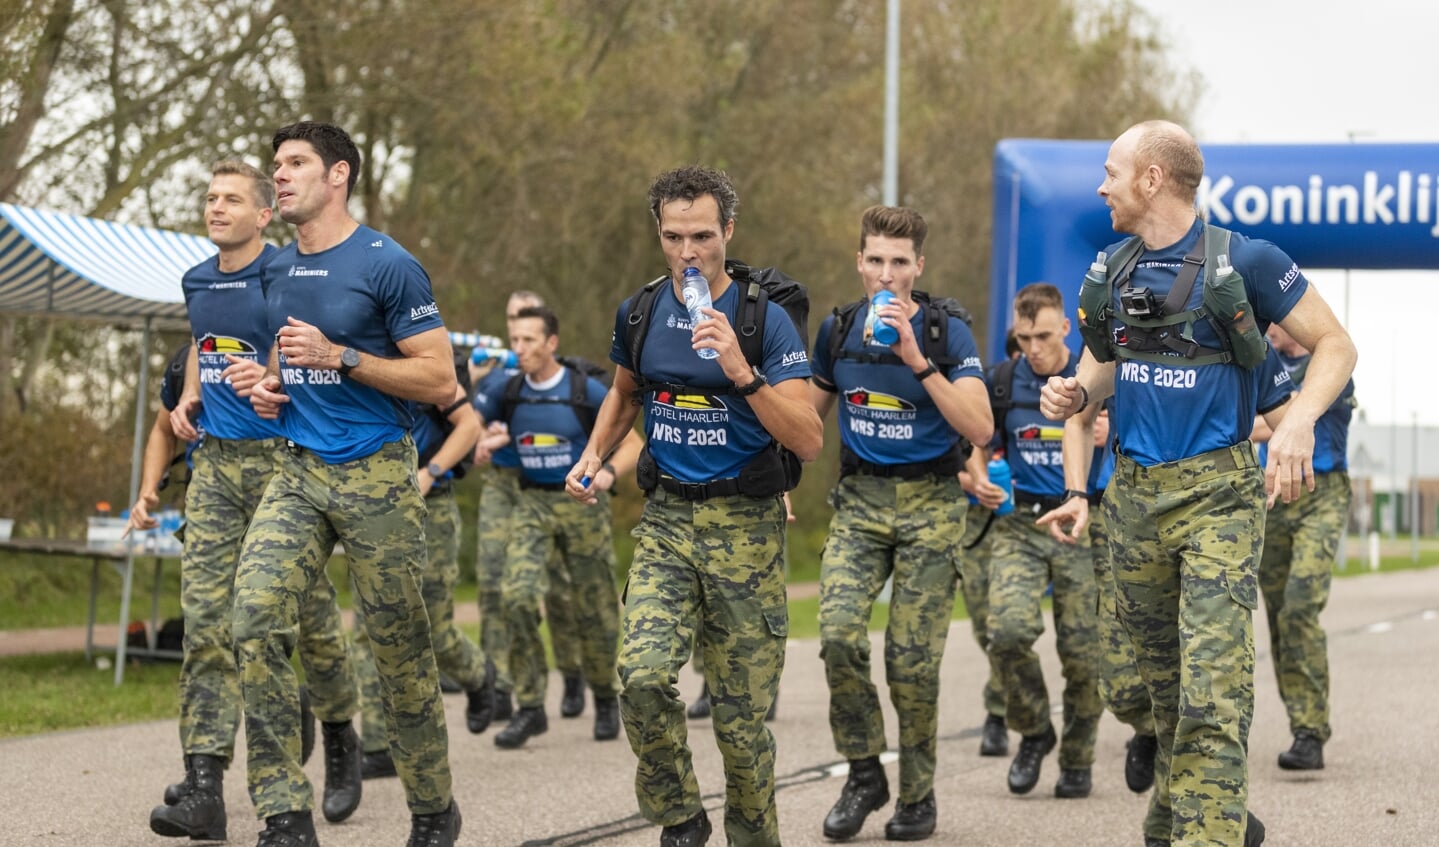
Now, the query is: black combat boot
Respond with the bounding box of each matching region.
[979,713,1008,757]
[1245,811,1266,847]
[256,810,318,847]
[560,671,586,717]
[883,791,936,841]
[465,659,497,734]
[593,697,620,741]
[493,687,514,722]
[407,800,462,847]
[1277,730,1324,770]
[361,748,397,780]
[161,760,188,806]
[686,682,712,720]
[1007,724,1057,795]
[320,721,362,823]
[1053,767,1092,799]
[149,753,227,840]
[1126,733,1158,792]
[822,756,890,841]
[494,706,548,749]
[660,810,712,847]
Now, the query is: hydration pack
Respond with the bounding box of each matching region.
[498,356,608,435]
[1077,223,1267,369]
[417,350,476,479]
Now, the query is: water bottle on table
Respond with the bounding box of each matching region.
[681,267,720,360]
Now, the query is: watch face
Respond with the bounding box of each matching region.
[341,348,360,368]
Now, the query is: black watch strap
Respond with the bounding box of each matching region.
[736,368,766,396]
[913,358,939,382]
[1062,489,1088,504]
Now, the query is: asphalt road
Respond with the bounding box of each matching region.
[2,568,1435,846]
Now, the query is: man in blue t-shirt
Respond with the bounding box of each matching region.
[474,306,641,750]
[236,121,462,847]
[566,166,822,847]
[1253,323,1355,772]
[1039,120,1356,847]
[143,162,356,843]
[469,291,586,724]
[983,282,1103,803]
[809,205,991,842]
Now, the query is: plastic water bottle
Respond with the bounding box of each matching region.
[869,290,899,346]
[988,456,1014,516]
[449,331,504,350]
[681,267,720,360]
[471,347,518,368]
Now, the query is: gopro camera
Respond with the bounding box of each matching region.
[1120,286,1158,318]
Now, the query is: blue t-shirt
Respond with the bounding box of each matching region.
[1256,349,1351,473]
[473,365,522,469]
[261,226,443,464]
[474,367,608,485]
[990,353,1077,498]
[610,280,811,482]
[1108,219,1307,466]
[813,301,983,465]
[182,244,283,442]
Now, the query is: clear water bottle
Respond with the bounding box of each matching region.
[471,348,518,368]
[681,267,720,360]
[988,456,1014,516]
[868,290,899,346]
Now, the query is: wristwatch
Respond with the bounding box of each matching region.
[736,366,767,397]
[1061,489,1088,504]
[338,347,360,376]
[912,358,939,382]
[427,462,444,478]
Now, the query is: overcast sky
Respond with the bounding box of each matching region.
[1134,0,1436,425]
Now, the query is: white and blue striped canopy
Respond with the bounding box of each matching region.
[0,203,216,329]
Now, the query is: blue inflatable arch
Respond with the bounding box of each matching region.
[987,140,1439,364]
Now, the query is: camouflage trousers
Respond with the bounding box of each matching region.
[504,487,620,708]
[476,467,580,694]
[1087,500,1154,734]
[354,485,488,753]
[1258,469,1349,741]
[179,436,356,766]
[819,473,962,803]
[987,503,1101,768]
[958,501,1006,719]
[620,488,787,847]
[232,437,451,818]
[1107,443,1263,847]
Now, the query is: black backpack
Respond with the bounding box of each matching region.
[418,349,475,479]
[498,356,608,434]
[827,290,973,368]
[622,258,809,492]
[623,258,810,386]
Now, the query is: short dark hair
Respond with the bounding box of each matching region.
[648,166,738,228]
[211,160,274,209]
[859,205,928,255]
[272,121,361,198]
[513,305,559,338]
[1013,282,1065,323]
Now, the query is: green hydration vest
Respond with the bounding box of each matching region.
[1077,222,1267,369]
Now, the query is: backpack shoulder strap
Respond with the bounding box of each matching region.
[624,275,670,376]
[566,362,597,435]
[499,372,525,424]
[828,300,867,365]
[988,356,1022,421]
[736,274,769,366]
[1106,235,1147,290]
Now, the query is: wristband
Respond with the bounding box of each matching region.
[1062,489,1088,504]
[913,358,939,382]
[1075,385,1090,414]
[601,462,616,478]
